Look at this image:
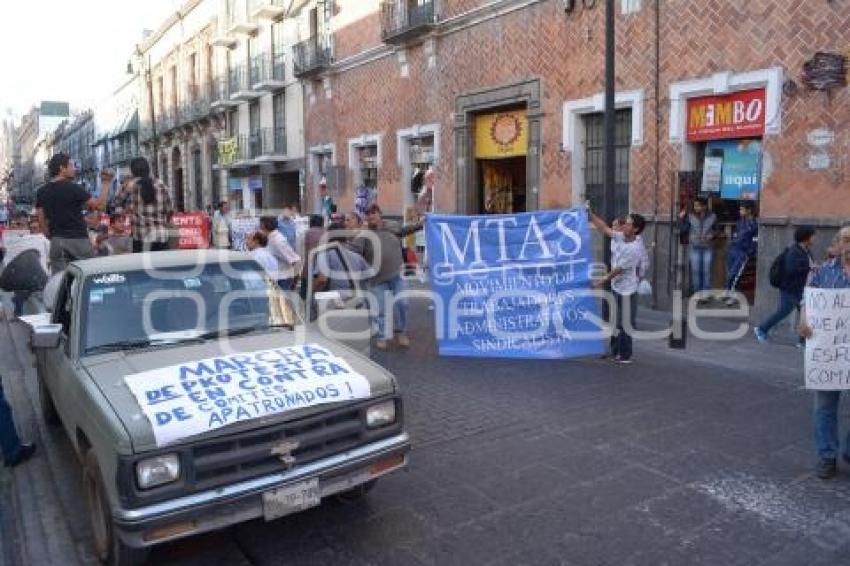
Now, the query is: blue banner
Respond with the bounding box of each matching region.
[425,208,605,359]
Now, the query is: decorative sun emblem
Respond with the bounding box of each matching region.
[490,114,522,152]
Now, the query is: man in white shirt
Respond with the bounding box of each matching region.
[589,207,647,364]
[259,216,301,290]
[246,231,279,278]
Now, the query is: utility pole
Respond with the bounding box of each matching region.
[602,0,616,269]
[148,55,159,178]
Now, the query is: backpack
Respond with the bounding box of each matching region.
[768,248,788,288]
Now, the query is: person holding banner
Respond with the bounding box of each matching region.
[588,207,647,364]
[799,226,850,480]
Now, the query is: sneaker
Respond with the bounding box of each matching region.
[753,327,768,344]
[4,443,35,468]
[396,334,410,348]
[816,458,837,479]
[375,339,389,351]
[613,356,633,364]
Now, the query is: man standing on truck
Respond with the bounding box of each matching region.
[35,153,112,273]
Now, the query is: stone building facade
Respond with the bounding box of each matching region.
[298,0,850,317]
[136,0,306,214]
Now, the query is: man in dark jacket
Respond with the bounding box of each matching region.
[722,202,758,306]
[754,226,816,343]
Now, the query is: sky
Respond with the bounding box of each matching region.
[0,0,182,121]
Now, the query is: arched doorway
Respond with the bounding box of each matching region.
[172,146,185,212]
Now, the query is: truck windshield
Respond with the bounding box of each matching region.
[80,261,297,355]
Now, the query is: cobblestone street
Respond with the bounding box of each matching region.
[4,299,850,565]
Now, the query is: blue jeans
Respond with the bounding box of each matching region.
[371,275,408,339]
[725,248,749,291]
[610,292,638,360]
[814,391,850,460]
[689,247,714,293]
[0,379,23,464]
[758,290,800,335]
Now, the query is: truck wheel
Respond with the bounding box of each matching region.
[83,450,150,566]
[336,479,377,502]
[38,374,60,426]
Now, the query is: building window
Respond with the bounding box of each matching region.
[227,109,238,137]
[583,109,632,219]
[409,136,434,196]
[357,145,378,190]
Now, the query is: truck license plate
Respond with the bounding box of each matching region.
[262,479,320,521]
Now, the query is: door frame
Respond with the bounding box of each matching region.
[454,79,542,214]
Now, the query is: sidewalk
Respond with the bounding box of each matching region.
[0,314,89,566]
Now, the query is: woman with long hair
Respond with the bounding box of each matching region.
[115,157,175,253]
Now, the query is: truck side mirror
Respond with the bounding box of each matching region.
[31,323,63,349]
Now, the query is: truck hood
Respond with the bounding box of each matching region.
[81,330,396,453]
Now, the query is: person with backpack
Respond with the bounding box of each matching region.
[754,226,816,344]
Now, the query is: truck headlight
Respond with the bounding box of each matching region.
[136,454,181,490]
[366,400,396,429]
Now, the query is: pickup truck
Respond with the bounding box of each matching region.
[28,248,410,565]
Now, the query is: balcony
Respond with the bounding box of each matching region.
[211,33,238,48]
[293,36,331,79]
[252,51,286,91]
[255,127,287,161]
[380,0,436,45]
[159,109,177,132]
[230,66,262,102]
[211,77,239,110]
[227,0,259,35]
[232,133,262,165]
[249,0,285,20]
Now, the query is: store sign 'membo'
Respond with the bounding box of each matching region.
[475,110,528,159]
[686,89,766,142]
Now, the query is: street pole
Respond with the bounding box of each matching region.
[602,0,616,270]
[147,55,159,178]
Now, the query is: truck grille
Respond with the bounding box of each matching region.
[188,406,366,491]
[119,396,403,508]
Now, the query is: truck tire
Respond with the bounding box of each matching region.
[38,373,60,427]
[83,449,150,566]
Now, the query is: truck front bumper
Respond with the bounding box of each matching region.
[113,432,410,548]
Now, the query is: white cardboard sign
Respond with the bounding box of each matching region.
[124,343,372,446]
[804,288,850,390]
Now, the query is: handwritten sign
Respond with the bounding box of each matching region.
[123,344,372,446]
[804,288,850,390]
[172,212,210,249]
[424,208,604,359]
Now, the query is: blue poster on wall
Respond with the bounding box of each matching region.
[424,208,605,359]
[705,139,762,201]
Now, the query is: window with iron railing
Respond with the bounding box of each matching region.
[380,0,436,41]
[292,36,331,76]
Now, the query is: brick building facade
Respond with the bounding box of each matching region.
[299,0,849,316]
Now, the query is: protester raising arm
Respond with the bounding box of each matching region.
[586,203,615,238]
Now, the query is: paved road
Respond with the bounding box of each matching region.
[4,298,850,565]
